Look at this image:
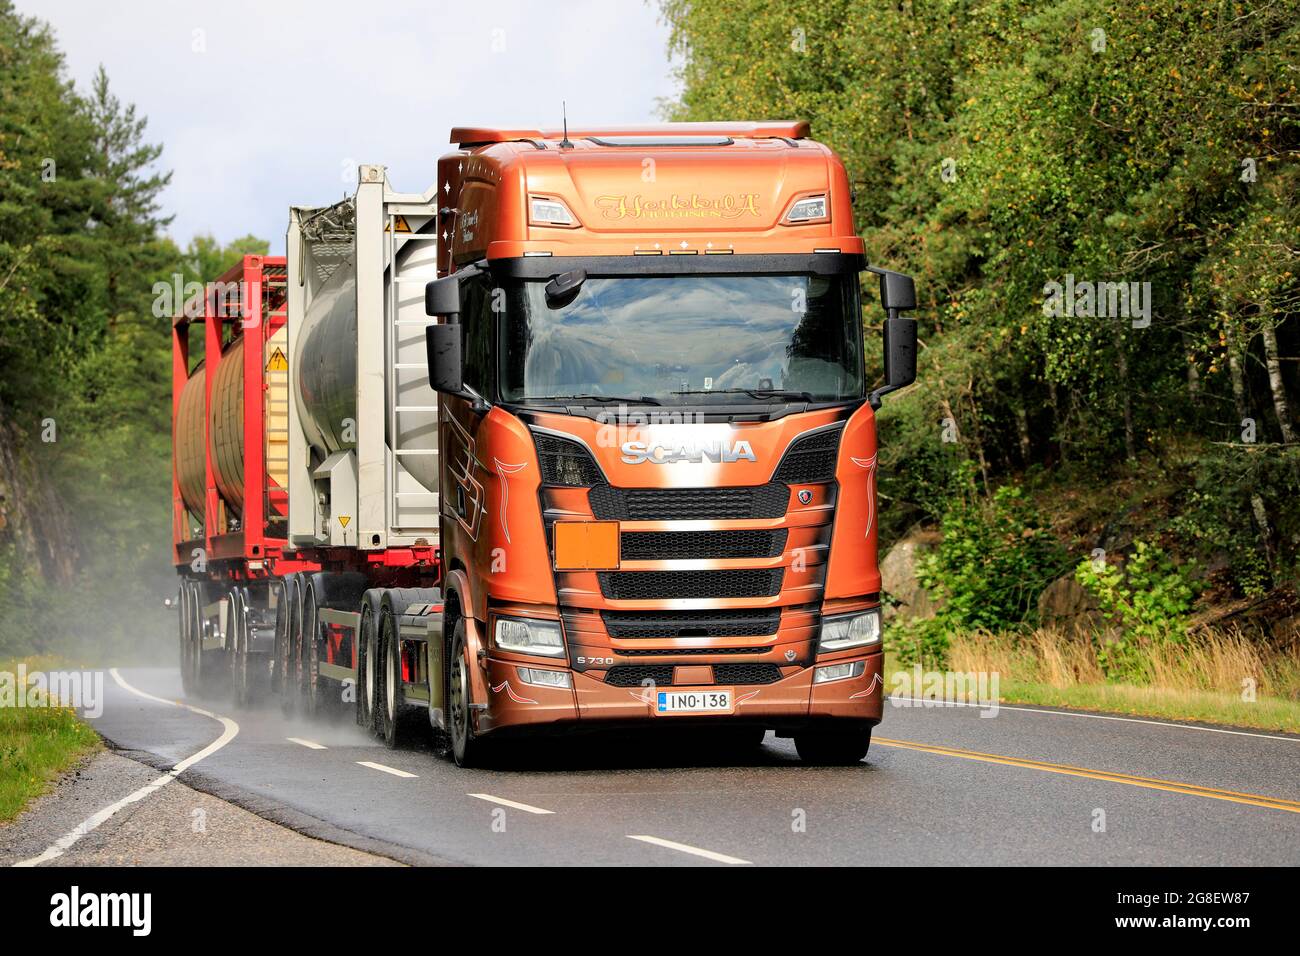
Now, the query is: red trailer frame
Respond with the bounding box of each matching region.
[171,255,313,578]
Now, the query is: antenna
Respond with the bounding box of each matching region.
[559,101,573,149]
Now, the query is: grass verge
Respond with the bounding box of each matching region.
[0,657,102,824]
[883,629,1300,735]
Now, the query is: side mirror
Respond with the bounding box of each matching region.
[866,266,918,408]
[425,323,464,394]
[425,276,461,318]
[878,271,916,314]
[883,316,917,389]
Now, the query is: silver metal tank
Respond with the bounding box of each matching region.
[293,238,440,496]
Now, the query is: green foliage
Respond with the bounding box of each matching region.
[0,3,270,659]
[663,0,1300,608]
[887,466,1066,666]
[1075,541,1201,681]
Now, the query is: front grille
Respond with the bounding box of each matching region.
[604,663,784,685]
[773,426,843,484]
[598,568,784,601]
[603,609,782,638]
[534,433,605,486]
[713,663,783,684]
[605,665,674,687]
[620,529,787,560]
[589,484,788,521]
[614,646,769,656]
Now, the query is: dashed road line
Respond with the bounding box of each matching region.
[467,793,555,815]
[286,737,327,750]
[13,668,240,867]
[874,736,1300,813]
[357,761,418,778]
[627,834,752,865]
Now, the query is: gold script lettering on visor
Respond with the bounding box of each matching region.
[594,193,761,221]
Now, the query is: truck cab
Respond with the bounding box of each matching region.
[424,122,916,765]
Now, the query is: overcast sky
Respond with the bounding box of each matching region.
[22,0,680,253]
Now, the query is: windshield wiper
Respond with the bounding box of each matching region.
[531,394,663,406]
[672,388,816,402]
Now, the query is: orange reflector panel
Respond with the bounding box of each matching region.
[553,520,620,571]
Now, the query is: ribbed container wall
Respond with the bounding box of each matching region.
[209,338,246,513]
[174,365,207,518]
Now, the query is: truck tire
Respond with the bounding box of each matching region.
[447,617,487,768]
[793,727,872,766]
[356,589,385,734]
[178,582,195,695]
[375,588,433,749]
[278,574,301,716]
[299,578,324,717]
[230,588,251,708]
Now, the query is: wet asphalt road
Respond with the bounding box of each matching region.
[36,667,1300,865]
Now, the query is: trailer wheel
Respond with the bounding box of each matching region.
[278,574,300,716]
[793,727,872,766]
[448,618,486,768]
[178,582,194,695]
[299,582,323,717]
[230,588,251,708]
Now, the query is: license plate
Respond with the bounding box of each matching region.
[655,688,734,715]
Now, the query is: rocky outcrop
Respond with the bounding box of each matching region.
[880,529,941,622]
[1037,573,1101,634]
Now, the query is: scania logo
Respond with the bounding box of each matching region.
[797,489,814,505]
[620,439,757,465]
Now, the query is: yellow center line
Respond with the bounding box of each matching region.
[873,737,1300,814]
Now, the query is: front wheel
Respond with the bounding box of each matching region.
[447,618,487,768]
[793,727,872,766]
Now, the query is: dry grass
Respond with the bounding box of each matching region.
[948,627,1297,696]
[922,627,1300,733]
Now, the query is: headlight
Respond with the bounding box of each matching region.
[818,608,881,652]
[494,616,566,657]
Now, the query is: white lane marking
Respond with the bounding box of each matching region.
[627,834,751,865]
[888,694,1300,743]
[357,761,418,778]
[286,737,327,750]
[13,668,239,867]
[467,793,555,815]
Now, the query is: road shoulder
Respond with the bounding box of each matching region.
[0,750,401,867]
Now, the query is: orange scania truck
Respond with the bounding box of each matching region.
[172,121,916,767]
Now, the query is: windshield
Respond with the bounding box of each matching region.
[498,274,864,405]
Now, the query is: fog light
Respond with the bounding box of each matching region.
[814,660,866,684]
[517,667,572,689]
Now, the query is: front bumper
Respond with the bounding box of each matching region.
[475,647,884,737]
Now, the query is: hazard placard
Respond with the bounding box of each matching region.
[384,215,412,233]
[265,346,288,371]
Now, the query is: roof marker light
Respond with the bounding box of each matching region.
[529,195,578,227]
